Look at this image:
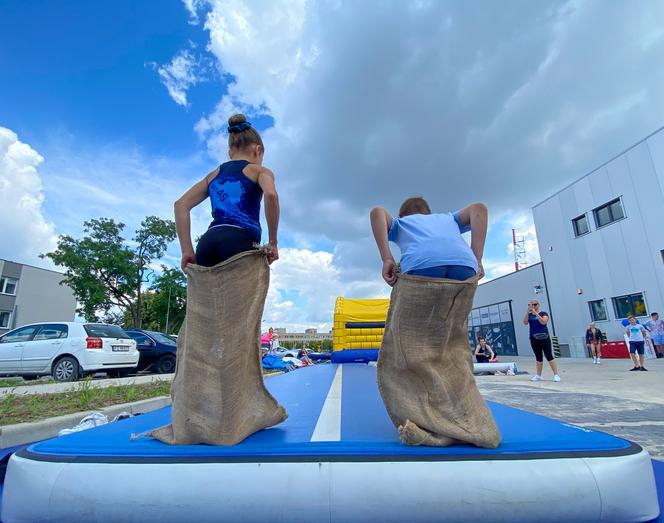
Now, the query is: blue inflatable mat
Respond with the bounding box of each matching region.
[24,364,633,461]
[3,364,660,523]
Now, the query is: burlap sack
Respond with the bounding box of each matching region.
[149,248,287,445]
[377,273,501,448]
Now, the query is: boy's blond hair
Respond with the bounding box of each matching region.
[399,196,431,218]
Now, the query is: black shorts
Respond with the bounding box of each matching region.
[195,226,258,267]
[629,341,645,355]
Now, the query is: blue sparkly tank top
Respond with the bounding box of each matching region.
[208,160,262,241]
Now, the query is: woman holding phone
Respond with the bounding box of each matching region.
[523,300,560,382]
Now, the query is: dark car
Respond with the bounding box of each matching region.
[125,329,177,374]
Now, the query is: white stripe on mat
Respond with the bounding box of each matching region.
[310,365,343,441]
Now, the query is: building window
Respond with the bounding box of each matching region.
[572,214,590,237]
[612,293,647,319]
[593,198,625,228]
[0,311,12,329]
[0,277,18,295]
[588,300,608,321]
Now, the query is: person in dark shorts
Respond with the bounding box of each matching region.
[474,336,495,363]
[585,322,603,364]
[174,113,280,270]
[626,314,648,372]
[522,299,560,382]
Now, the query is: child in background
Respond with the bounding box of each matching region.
[474,336,496,363]
[626,314,649,371]
[369,196,487,285]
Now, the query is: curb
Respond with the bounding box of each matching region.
[0,396,172,449]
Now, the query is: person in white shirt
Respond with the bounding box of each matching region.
[625,314,648,372]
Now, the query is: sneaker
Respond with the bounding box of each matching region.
[552,375,561,382]
[593,357,597,364]
[530,375,543,381]
[630,367,641,371]
[597,358,601,364]
[640,367,648,371]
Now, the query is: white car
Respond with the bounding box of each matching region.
[272,347,300,358]
[0,322,139,382]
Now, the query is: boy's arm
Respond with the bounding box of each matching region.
[458,202,488,278]
[370,207,397,286]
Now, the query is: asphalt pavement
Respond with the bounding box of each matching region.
[477,355,664,460]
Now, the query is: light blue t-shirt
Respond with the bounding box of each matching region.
[387,212,478,273]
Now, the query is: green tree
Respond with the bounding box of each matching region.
[132,216,177,328]
[44,216,176,326]
[120,268,186,333]
[149,266,187,334]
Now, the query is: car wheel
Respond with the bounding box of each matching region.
[156,354,176,374]
[52,356,80,382]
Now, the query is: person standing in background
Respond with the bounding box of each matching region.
[626,314,649,371]
[585,322,603,364]
[644,312,664,358]
[523,300,561,382]
[268,327,279,355]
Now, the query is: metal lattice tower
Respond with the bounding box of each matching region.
[512,229,528,271]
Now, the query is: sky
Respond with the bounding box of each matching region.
[2,0,664,331]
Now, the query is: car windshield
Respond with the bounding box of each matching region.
[84,324,130,339]
[146,331,177,345]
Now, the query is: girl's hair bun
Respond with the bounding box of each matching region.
[228,114,247,126]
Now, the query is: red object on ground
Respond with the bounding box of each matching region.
[601,341,629,359]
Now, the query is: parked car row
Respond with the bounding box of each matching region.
[0,322,178,382]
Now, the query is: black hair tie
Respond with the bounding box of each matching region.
[227,122,253,134]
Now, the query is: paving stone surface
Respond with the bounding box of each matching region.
[477,356,664,459]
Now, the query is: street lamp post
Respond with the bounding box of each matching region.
[165,285,172,334]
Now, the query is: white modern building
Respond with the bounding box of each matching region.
[275,328,333,344]
[470,263,553,356]
[533,126,664,353]
[470,126,664,357]
[0,259,76,334]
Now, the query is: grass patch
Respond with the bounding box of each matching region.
[0,380,172,425]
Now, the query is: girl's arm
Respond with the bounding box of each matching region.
[534,312,549,326]
[370,207,397,286]
[458,202,488,278]
[174,168,218,271]
[257,168,280,264]
[474,345,481,355]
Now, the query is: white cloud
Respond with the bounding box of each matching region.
[40,138,209,238]
[0,127,57,266]
[154,48,206,107]
[182,0,205,24]
[183,0,663,246]
[264,246,389,331]
[171,0,664,325]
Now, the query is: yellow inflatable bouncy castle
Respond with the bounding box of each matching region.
[332,297,389,363]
